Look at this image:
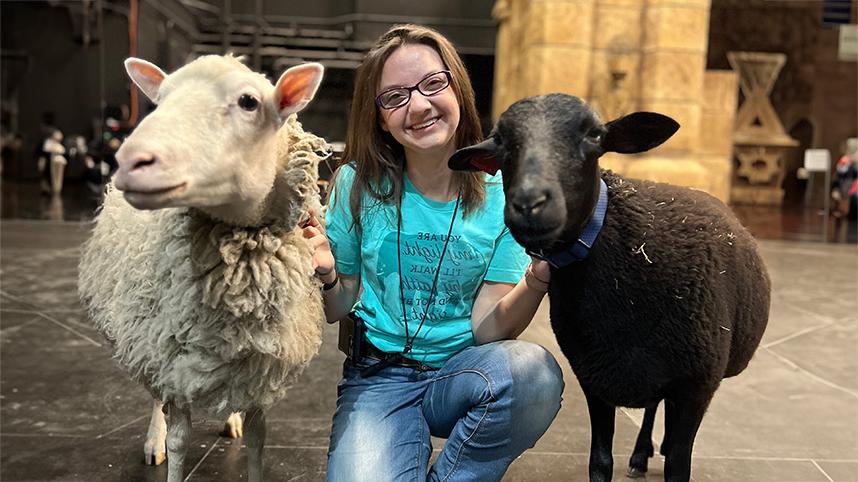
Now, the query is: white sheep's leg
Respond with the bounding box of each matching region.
[165,402,192,482]
[144,399,167,466]
[221,412,243,438]
[244,407,266,482]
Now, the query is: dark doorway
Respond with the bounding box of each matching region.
[783,118,814,207]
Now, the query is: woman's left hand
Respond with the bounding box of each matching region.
[529,258,551,284]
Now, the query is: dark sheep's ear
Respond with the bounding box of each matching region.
[602,112,680,154]
[448,136,501,175]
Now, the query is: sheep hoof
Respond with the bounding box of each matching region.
[145,451,166,466]
[627,466,647,478]
[220,412,243,438]
[143,425,167,466]
[628,450,651,478]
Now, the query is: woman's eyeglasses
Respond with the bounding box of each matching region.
[375,70,452,110]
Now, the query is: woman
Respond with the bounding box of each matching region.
[303,24,564,482]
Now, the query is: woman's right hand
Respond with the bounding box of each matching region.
[301,211,336,284]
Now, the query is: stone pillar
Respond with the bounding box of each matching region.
[698,70,739,202]
[492,0,596,121]
[590,0,646,174]
[491,0,735,201]
[492,0,513,123]
[589,0,646,120]
[625,0,712,190]
[492,0,533,120]
[525,0,595,97]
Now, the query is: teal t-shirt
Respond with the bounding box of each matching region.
[326,163,530,367]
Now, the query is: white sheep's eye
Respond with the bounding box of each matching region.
[585,129,603,143]
[238,94,259,111]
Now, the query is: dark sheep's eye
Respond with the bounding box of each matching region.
[238,94,259,111]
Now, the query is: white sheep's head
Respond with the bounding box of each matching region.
[448,93,678,253]
[114,55,323,221]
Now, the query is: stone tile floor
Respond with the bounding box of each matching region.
[0,219,856,481]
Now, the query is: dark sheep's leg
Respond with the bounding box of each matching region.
[628,402,659,478]
[662,393,712,482]
[660,399,674,457]
[583,388,616,482]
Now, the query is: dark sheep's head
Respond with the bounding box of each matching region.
[449,93,678,253]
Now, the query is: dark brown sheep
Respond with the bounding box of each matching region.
[449,93,770,482]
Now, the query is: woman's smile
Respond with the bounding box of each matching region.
[407,115,442,133]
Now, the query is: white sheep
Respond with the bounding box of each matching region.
[78,54,328,482]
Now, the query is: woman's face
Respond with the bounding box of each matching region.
[377,44,460,160]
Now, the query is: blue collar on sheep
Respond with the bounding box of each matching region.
[526,178,608,267]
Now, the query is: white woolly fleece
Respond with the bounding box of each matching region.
[79,117,328,414]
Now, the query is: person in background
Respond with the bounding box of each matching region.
[42,128,67,194]
[832,149,858,221]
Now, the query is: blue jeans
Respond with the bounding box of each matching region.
[325,340,565,482]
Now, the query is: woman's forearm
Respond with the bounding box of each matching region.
[321,271,361,323]
[471,268,549,344]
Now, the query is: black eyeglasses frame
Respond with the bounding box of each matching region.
[375,70,453,110]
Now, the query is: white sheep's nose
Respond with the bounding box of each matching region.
[116,145,161,175]
[113,142,169,193]
[127,154,158,172]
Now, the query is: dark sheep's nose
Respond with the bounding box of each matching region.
[511,188,550,217]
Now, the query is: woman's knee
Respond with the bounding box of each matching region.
[502,341,565,399]
[494,341,565,448]
[436,340,564,422]
[501,341,565,432]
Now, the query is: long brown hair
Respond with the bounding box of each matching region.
[337,24,485,233]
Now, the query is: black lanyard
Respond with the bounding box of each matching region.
[397,194,460,354]
[360,192,460,377]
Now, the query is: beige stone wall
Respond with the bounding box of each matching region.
[589,0,644,124]
[699,70,739,201]
[493,0,735,201]
[493,0,596,118]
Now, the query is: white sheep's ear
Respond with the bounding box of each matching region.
[273,62,324,119]
[124,58,167,103]
[448,136,501,175]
